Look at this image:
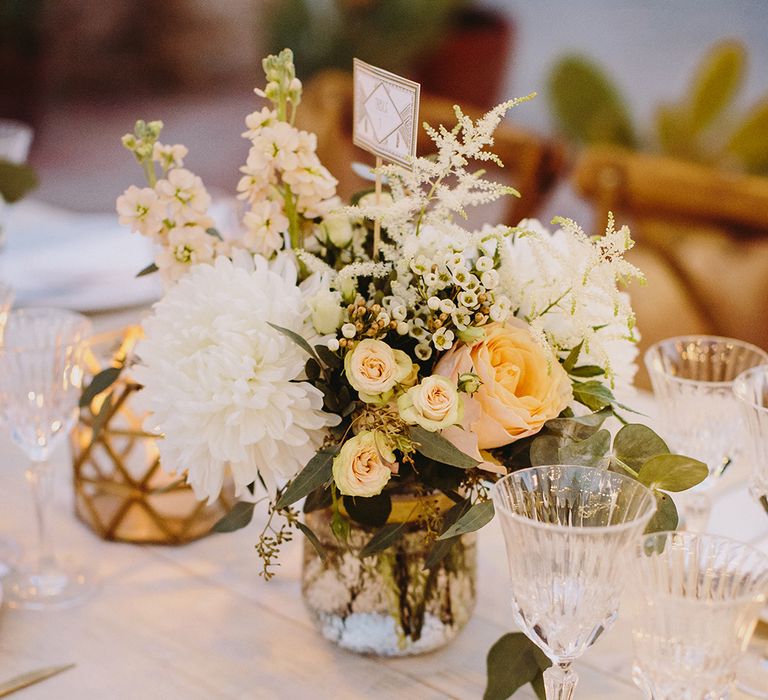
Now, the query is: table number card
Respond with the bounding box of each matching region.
[352,58,420,168]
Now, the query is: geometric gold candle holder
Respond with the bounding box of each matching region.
[71,327,234,545]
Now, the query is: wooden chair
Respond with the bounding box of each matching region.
[574,145,768,378]
[297,70,564,225]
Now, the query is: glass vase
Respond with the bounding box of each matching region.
[301,494,477,657]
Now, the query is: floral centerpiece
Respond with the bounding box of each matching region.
[110,49,707,697]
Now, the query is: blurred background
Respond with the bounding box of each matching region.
[2,0,768,378]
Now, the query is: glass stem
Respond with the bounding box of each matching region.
[682,491,712,532]
[26,460,56,572]
[543,662,578,700]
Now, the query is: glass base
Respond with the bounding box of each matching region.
[4,561,95,610]
[737,640,768,698]
[0,536,21,578]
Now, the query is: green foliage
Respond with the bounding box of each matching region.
[484,632,550,700]
[547,56,637,147]
[612,424,668,472]
[136,262,159,278]
[276,445,339,508]
[549,40,768,175]
[727,99,768,174]
[0,159,38,203]
[79,366,122,408]
[360,521,406,558]
[296,521,327,563]
[571,380,615,412]
[646,491,679,533]
[687,40,746,135]
[423,498,471,569]
[636,454,708,492]
[267,0,466,79]
[438,500,494,540]
[212,501,256,533]
[408,425,480,469]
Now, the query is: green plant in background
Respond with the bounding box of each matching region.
[267,0,466,78]
[548,39,768,175]
[0,161,37,204]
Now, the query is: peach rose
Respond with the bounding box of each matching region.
[435,321,572,449]
[332,431,398,497]
[397,375,463,432]
[345,338,413,403]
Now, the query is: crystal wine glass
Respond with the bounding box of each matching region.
[629,531,768,700]
[491,465,657,700]
[0,307,93,609]
[0,280,17,576]
[645,335,768,530]
[733,363,768,697]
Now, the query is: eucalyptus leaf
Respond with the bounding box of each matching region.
[360,521,405,558]
[211,500,255,533]
[613,424,669,472]
[303,486,332,514]
[637,454,708,492]
[545,408,612,440]
[529,435,563,467]
[424,499,471,570]
[572,380,615,411]
[409,426,479,469]
[645,491,679,533]
[484,632,552,700]
[315,344,341,368]
[0,159,38,203]
[136,262,159,277]
[438,500,494,540]
[343,493,392,527]
[277,445,339,508]
[305,358,321,382]
[80,366,122,408]
[296,521,327,563]
[268,322,320,364]
[558,429,611,468]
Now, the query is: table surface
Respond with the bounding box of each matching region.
[1,311,767,700]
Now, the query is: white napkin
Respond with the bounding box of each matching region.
[0,199,161,312]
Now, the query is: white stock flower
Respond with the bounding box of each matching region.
[155,226,217,283]
[134,255,339,501]
[242,200,288,256]
[152,142,188,170]
[116,185,164,237]
[155,168,211,215]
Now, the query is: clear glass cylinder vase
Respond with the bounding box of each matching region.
[301,498,477,657]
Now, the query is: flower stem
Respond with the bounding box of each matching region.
[282,183,301,250]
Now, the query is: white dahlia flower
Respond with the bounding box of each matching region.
[133,254,340,501]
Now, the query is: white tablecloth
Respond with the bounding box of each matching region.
[0,315,766,699]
